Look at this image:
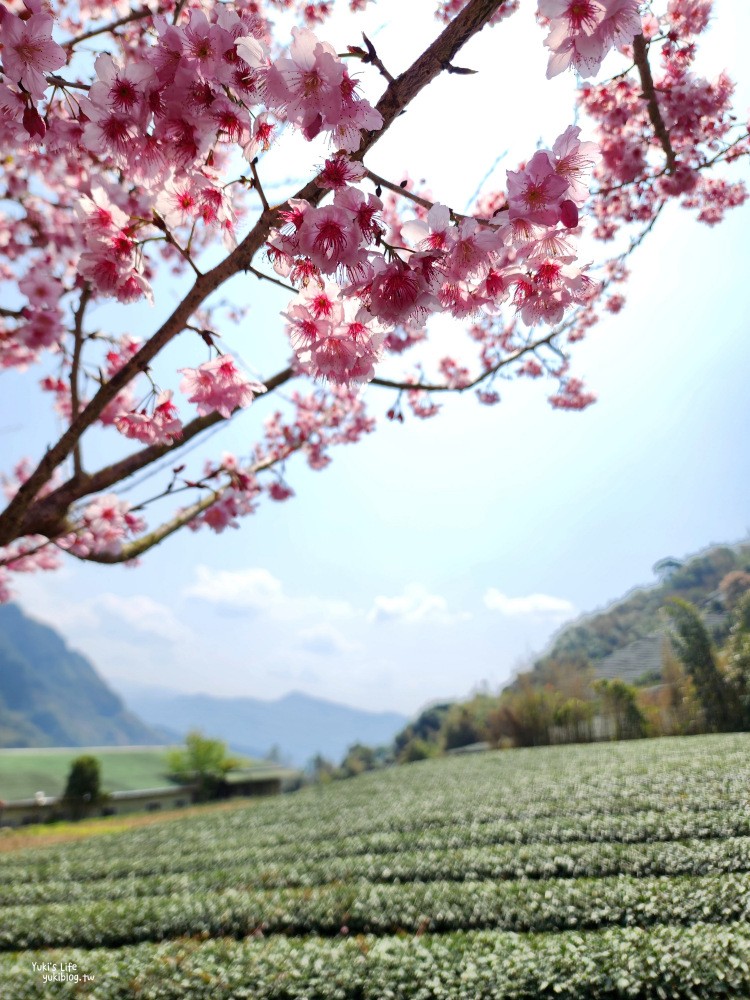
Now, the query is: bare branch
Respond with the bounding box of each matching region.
[70,285,91,478]
[370,331,558,394]
[62,7,155,50]
[249,159,270,212]
[245,266,296,294]
[633,34,677,173]
[364,169,434,211]
[360,33,396,85]
[46,75,90,91]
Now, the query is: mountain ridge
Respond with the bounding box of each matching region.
[0,603,161,747]
[113,679,408,766]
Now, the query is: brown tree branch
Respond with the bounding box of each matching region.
[633,34,677,173]
[69,285,91,478]
[79,488,223,563]
[17,366,296,540]
[62,7,156,50]
[0,0,509,548]
[370,330,558,394]
[74,447,302,564]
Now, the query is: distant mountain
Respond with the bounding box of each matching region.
[115,681,408,766]
[0,604,162,747]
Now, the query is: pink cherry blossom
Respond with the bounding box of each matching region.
[179,355,266,418]
[0,11,66,102]
[114,391,183,446]
[64,495,146,557]
[507,151,570,225]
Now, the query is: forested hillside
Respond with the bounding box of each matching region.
[534,543,750,674]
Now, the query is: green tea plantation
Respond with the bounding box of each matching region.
[2,734,750,998]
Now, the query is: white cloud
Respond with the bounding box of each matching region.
[298,624,362,656]
[184,565,355,620]
[95,593,187,643]
[483,588,576,619]
[185,565,284,610]
[13,576,186,641]
[368,583,469,625]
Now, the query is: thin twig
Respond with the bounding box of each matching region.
[246,266,296,294]
[45,75,90,91]
[0,538,55,570]
[250,158,270,211]
[370,331,558,394]
[62,7,154,49]
[15,366,296,540]
[360,33,396,85]
[364,169,434,211]
[73,444,305,564]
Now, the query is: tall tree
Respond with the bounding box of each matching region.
[723,593,750,727]
[666,599,734,732]
[62,754,103,821]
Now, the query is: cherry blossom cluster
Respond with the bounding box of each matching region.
[537,0,642,79]
[272,126,598,385]
[183,383,373,533]
[0,0,747,597]
[580,0,748,244]
[114,391,183,446]
[179,355,267,419]
[59,495,146,558]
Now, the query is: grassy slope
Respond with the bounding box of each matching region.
[0,747,177,800]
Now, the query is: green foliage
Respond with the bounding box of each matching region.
[398,738,436,763]
[392,702,451,761]
[487,683,559,747]
[552,697,594,742]
[5,925,750,1000]
[724,592,750,724]
[666,599,735,731]
[338,742,389,777]
[593,679,647,740]
[62,755,102,820]
[659,642,702,736]
[442,705,484,751]
[720,570,750,611]
[166,731,239,801]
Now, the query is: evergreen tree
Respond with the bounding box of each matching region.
[666,599,734,731]
[62,755,102,821]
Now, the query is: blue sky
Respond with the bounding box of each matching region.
[5,1,750,715]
